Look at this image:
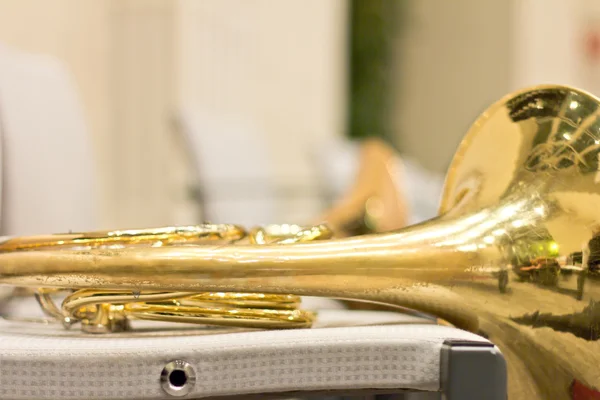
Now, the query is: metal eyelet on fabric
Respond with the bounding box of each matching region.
[160,360,196,397]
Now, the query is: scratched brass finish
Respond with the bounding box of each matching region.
[1,224,324,333]
[1,85,600,398]
[0,224,247,251]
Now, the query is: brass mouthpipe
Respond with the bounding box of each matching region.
[0,208,516,333]
[0,218,482,283]
[0,224,246,252]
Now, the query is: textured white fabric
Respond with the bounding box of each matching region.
[0,44,97,236]
[300,296,347,311]
[0,308,488,400]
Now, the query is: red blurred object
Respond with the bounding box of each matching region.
[585,30,600,62]
[572,379,600,400]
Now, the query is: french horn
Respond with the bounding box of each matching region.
[1,84,600,399]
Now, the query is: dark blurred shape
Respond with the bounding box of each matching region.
[511,300,600,341]
[347,0,401,147]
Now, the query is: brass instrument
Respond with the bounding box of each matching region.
[1,84,600,399]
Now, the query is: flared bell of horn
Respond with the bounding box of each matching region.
[1,84,600,399]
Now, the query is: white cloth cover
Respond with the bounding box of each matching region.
[0,305,488,400]
[0,44,97,236]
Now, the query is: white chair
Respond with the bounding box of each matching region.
[0,44,97,236]
[0,44,97,303]
[176,108,278,227]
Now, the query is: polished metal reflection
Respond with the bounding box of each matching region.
[0,224,326,332]
[1,84,600,398]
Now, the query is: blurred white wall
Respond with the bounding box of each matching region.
[510,0,600,96]
[509,0,580,91]
[0,0,598,228]
[0,0,193,229]
[0,0,348,228]
[108,0,189,228]
[393,0,600,175]
[576,0,600,96]
[393,0,512,174]
[175,0,347,222]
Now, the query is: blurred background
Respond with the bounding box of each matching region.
[0,0,598,233]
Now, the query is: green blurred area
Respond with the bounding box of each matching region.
[347,0,404,149]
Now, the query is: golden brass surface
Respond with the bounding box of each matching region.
[0,224,322,332]
[0,224,247,251]
[1,84,600,398]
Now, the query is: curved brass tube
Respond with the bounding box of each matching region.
[1,84,600,398]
